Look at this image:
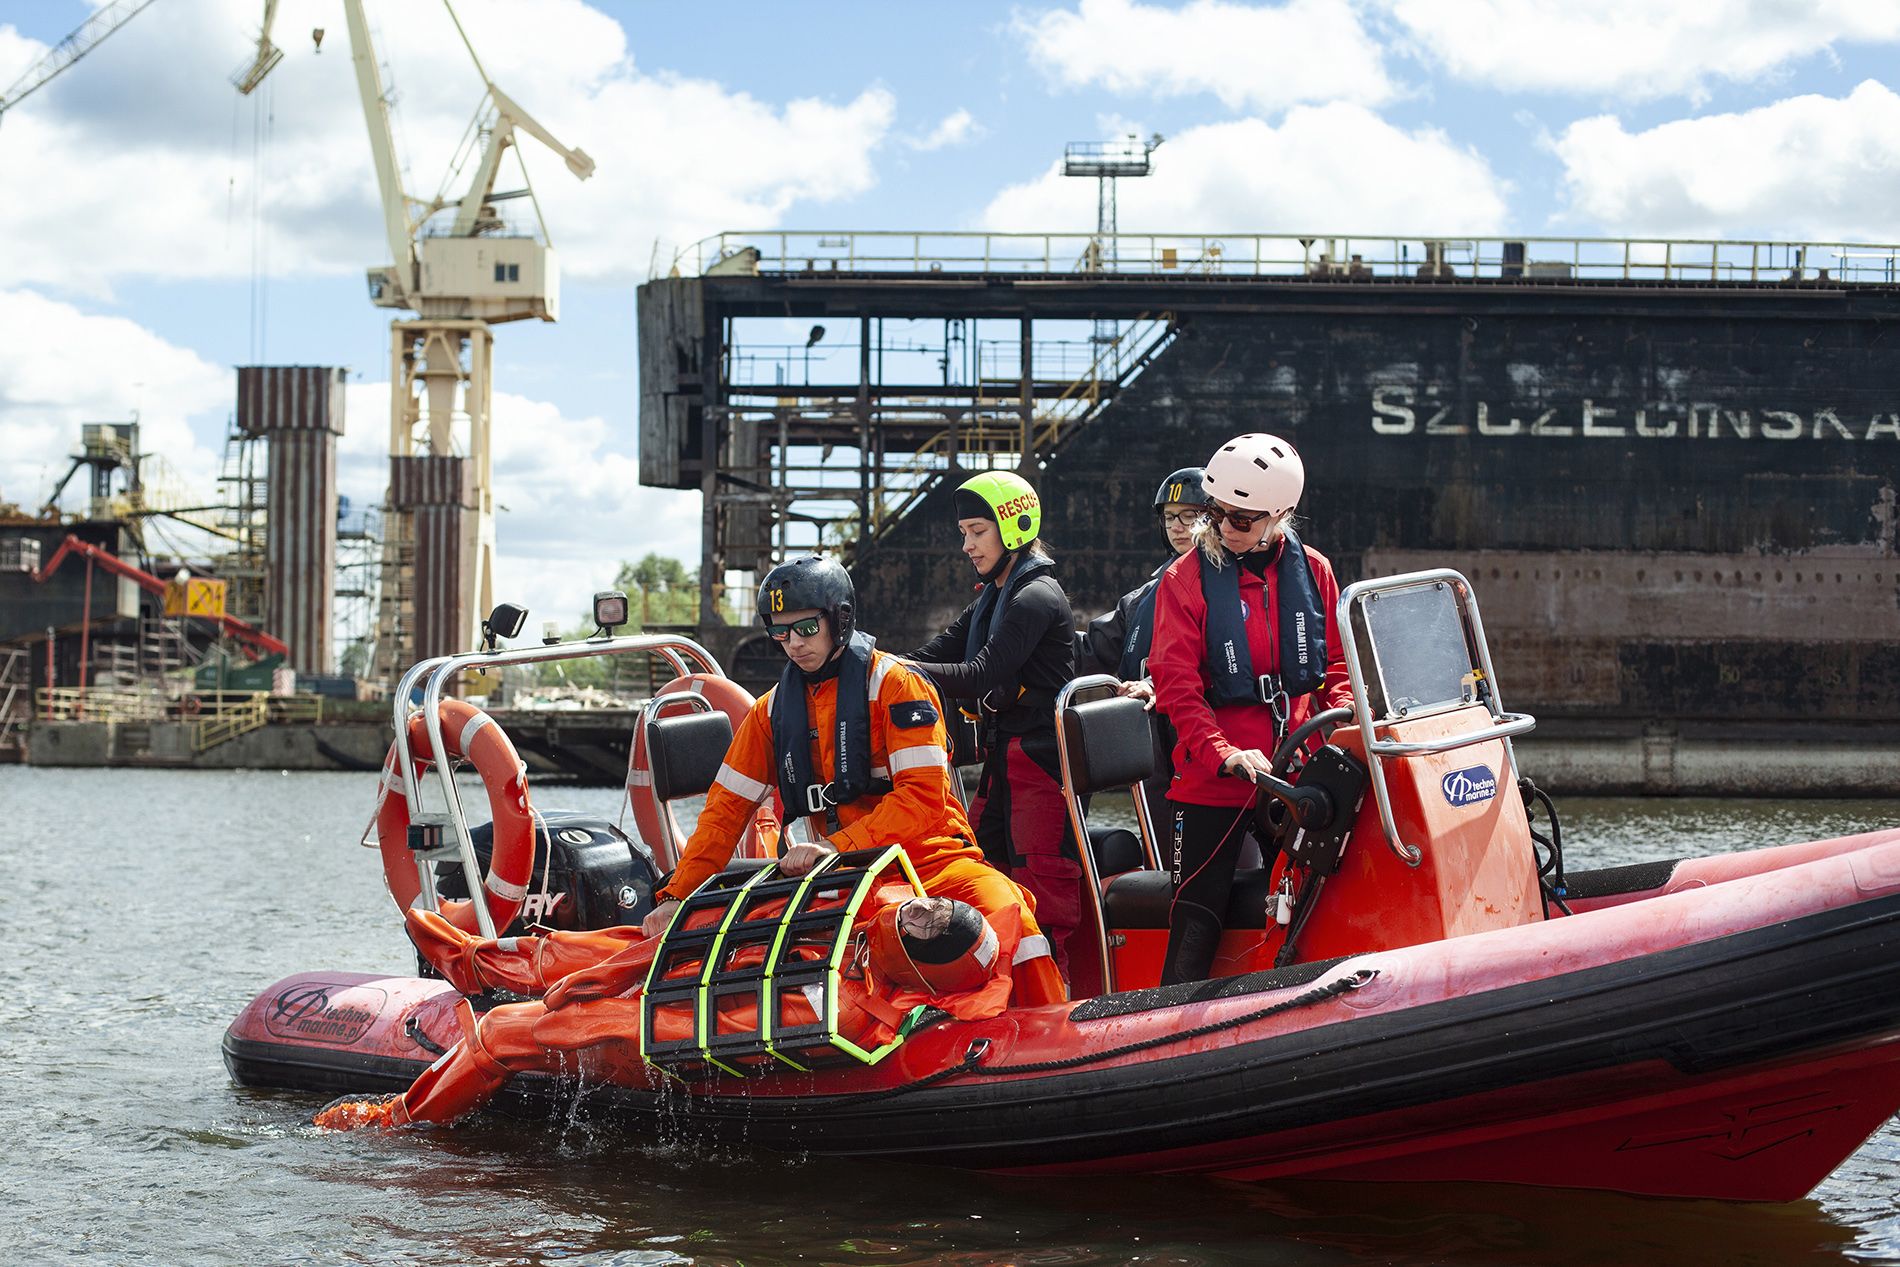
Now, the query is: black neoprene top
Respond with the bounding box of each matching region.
[904,567,1075,737]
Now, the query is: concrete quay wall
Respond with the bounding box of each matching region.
[17,715,1899,797]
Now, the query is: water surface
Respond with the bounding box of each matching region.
[3,767,1895,1265]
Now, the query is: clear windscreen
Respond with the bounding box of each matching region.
[1352,581,1478,720]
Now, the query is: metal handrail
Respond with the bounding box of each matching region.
[626,688,719,871]
[675,229,1900,286]
[395,633,723,939]
[1371,714,1537,757]
[1337,569,1534,868]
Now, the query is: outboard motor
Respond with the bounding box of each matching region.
[435,810,660,938]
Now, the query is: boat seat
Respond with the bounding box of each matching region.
[1089,825,1146,878]
[1061,694,1156,795]
[646,709,735,802]
[1102,867,1275,930]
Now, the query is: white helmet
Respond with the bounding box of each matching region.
[1201,433,1304,516]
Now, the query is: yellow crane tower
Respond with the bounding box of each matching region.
[239,1,594,680]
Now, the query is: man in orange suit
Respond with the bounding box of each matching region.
[645,553,1065,1007]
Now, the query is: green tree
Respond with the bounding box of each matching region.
[613,552,698,630]
[531,553,701,689]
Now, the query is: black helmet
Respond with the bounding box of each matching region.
[757,554,855,639]
[1153,466,1207,514]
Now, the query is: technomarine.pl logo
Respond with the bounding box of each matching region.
[1441,765,1498,807]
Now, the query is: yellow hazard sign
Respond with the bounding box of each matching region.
[164,577,227,619]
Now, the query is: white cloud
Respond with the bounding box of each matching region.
[0,0,897,295]
[1551,80,1900,240]
[1014,0,1395,112]
[335,382,699,632]
[0,289,227,515]
[0,280,692,640]
[909,108,983,151]
[1385,0,1900,102]
[982,105,1509,235]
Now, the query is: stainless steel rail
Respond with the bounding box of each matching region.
[1053,673,1165,995]
[1337,569,1535,868]
[391,634,724,939]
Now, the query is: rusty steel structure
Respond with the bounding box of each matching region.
[639,230,1900,785]
[236,366,346,674]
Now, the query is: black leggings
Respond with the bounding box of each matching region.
[1159,802,1256,986]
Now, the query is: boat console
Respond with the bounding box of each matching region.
[1062,568,1548,995]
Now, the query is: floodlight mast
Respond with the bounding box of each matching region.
[1061,133,1162,273]
[1063,133,1162,371]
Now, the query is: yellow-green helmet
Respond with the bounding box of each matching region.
[954,470,1041,550]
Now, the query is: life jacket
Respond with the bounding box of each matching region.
[962,553,1060,731]
[1200,527,1328,711]
[1117,562,1169,681]
[771,631,891,822]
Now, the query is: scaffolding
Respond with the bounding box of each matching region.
[215,421,269,628]
[709,313,1178,588]
[335,499,382,679]
[0,648,27,755]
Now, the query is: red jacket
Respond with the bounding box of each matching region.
[1150,539,1352,808]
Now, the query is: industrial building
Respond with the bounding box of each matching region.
[639,230,1900,792]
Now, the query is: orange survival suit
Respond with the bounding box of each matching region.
[315,887,1030,1130]
[659,646,1065,1007]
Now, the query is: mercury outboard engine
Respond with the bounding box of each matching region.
[434,810,660,939]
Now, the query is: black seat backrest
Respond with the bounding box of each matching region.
[647,710,736,802]
[1102,867,1276,930]
[1088,825,1146,878]
[1060,695,1156,795]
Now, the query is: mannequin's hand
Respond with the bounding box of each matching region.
[640,898,680,939]
[779,841,837,876]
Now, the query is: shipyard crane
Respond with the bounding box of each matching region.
[0,0,157,127]
[230,0,283,95]
[238,1,594,678]
[31,534,289,659]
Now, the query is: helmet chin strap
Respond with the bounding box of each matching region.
[977,545,1016,584]
[1228,519,1285,557]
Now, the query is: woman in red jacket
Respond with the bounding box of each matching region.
[1148,433,1353,985]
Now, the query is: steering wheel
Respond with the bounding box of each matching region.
[1270,707,1355,780]
[1254,707,1355,853]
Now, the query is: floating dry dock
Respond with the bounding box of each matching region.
[638,231,1900,793]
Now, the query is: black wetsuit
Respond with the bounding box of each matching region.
[906,558,1081,976]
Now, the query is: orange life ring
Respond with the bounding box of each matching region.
[627,673,781,869]
[376,698,536,934]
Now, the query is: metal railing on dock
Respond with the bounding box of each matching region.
[31,687,327,752]
[674,230,1900,287]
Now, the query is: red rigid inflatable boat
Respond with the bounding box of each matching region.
[224,573,1900,1202]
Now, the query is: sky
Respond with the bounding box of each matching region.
[5,0,1900,650]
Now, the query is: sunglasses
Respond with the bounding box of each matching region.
[765,616,824,641]
[1203,504,1275,532]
